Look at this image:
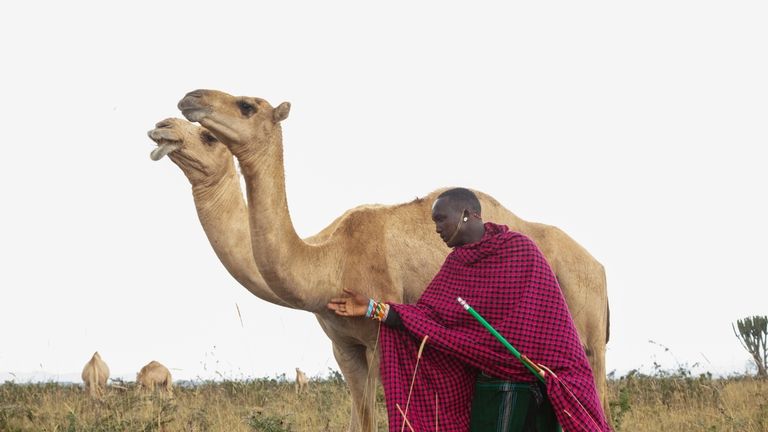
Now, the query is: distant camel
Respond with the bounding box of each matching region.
[82,351,109,398]
[295,368,309,395]
[136,360,173,395]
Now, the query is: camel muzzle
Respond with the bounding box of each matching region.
[147,128,182,161]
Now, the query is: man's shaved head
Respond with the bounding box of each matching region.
[436,188,481,215]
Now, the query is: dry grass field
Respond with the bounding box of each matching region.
[1,370,766,431]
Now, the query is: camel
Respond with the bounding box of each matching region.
[136,360,173,395]
[171,89,610,431]
[82,351,109,398]
[147,119,344,308]
[148,118,290,308]
[295,367,309,395]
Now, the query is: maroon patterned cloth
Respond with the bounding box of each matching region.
[379,222,611,431]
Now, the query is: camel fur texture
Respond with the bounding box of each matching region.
[295,367,309,395]
[136,360,173,395]
[82,351,109,398]
[160,90,610,431]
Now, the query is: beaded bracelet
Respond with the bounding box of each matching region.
[378,303,390,321]
[365,298,375,318]
[369,300,390,322]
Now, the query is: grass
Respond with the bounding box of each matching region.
[607,370,768,431]
[0,371,765,431]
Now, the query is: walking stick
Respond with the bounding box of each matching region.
[457,297,546,383]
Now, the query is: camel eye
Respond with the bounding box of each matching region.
[237,100,257,117]
[201,131,218,144]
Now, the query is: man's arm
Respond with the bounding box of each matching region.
[382,306,404,329]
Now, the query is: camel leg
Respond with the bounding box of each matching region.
[587,283,611,421]
[590,299,611,421]
[582,303,611,421]
[554,267,611,423]
[333,342,376,432]
[582,336,610,419]
[590,343,610,419]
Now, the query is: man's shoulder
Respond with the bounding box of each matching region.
[486,223,533,243]
[490,226,539,254]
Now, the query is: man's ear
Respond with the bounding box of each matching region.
[273,102,291,123]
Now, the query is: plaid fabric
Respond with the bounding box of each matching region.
[379,223,611,432]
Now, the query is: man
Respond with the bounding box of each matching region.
[328,188,611,432]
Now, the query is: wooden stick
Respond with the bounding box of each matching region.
[401,335,429,432]
[435,391,439,432]
[521,354,546,378]
[396,403,416,432]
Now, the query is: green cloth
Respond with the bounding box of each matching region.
[470,375,561,432]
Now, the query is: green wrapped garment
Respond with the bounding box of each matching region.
[470,375,561,432]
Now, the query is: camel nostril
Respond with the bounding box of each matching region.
[178,91,207,111]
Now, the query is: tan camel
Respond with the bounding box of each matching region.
[82,351,109,398]
[136,360,173,394]
[148,119,289,307]
[175,89,610,431]
[147,119,344,309]
[295,367,309,395]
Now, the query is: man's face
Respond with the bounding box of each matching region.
[432,197,463,247]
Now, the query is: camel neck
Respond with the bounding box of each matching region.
[190,164,293,308]
[190,163,238,211]
[236,131,337,311]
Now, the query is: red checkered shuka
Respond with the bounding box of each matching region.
[379,222,611,432]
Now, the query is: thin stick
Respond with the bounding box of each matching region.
[539,363,602,431]
[396,403,416,432]
[235,303,244,328]
[359,322,382,431]
[401,335,429,432]
[435,391,439,432]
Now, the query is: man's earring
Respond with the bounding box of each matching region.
[463,217,468,222]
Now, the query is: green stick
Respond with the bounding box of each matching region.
[457,297,545,383]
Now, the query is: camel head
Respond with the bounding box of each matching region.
[147,118,234,185]
[177,89,290,160]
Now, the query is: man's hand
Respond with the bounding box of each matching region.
[327,289,370,317]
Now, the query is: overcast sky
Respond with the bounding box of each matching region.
[1,1,766,383]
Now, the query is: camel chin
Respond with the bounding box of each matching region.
[180,109,208,123]
[150,143,180,161]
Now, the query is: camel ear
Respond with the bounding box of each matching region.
[273,102,291,123]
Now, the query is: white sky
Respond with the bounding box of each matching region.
[1,1,766,383]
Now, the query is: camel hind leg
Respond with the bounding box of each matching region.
[164,375,173,397]
[584,338,609,420]
[551,257,611,424]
